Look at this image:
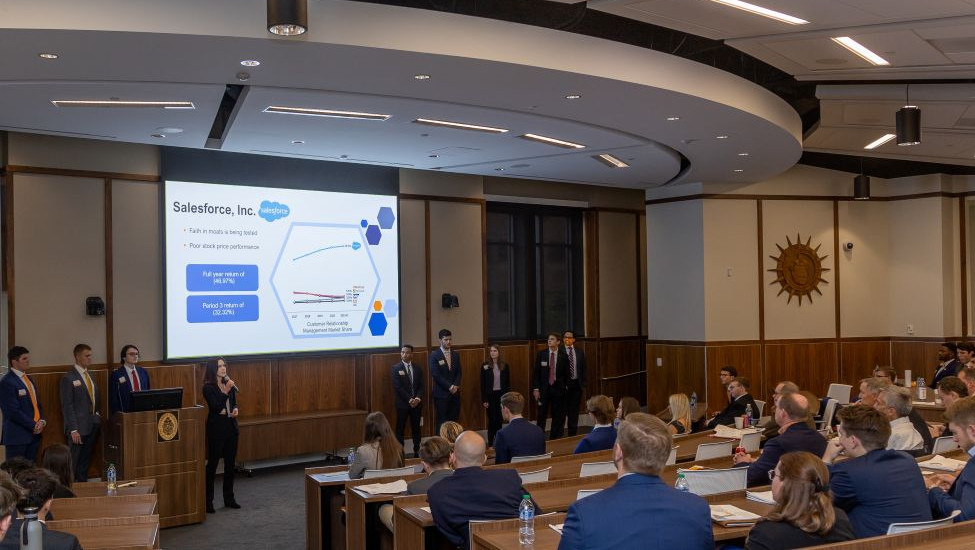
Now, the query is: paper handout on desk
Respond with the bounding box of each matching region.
[918,455,968,472]
[746,491,775,505]
[713,425,762,439]
[710,505,762,527]
[311,472,350,483]
[549,524,564,535]
[354,479,409,495]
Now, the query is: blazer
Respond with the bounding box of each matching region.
[707,393,758,429]
[829,448,932,537]
[407,468,453,495]
[532,348,569,396]
[0,518,82,550]
[59,368,100,437]
[392,362,424,409]
[933,358,962,388]
[203,383,239,432]
[562,345,587,388]
[0,371,43,446]
[108,365,151,415]
[558,473,713,550]
[574,425,617,454]
[743,422,827,487]
[429,348,462,400]
[427,466,534,549]
[929,452,975,521]
[907,408,934,454]
[493,417,547,464]
[479,361,510,403]
[745,507,856,550]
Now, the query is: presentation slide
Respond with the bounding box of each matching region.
[164,180,399,359]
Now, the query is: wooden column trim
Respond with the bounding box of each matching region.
[104,178,114,361]
[424,201,432,348]
[961,197,968,338]
[757,200,765,343]
[2,173,13,346]
[583,211,600,338]
[635,212,643,336]
[481,201,488,346]
[833,200,841,339]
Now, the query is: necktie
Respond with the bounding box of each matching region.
[83,370,96,413]
[22,375,40,422]
[568,348,576,379]
[406,364,414,392]
[131,368,141,391]
[549,351,556,385]
[445,351,452,371]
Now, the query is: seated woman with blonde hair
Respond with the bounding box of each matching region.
[666,393,692,436]
[439,421,463,445]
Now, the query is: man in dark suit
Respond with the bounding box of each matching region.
[428,431,535,549]
[824,404,931,537]
[562,330,587,437]
[429,329,461,432]
[392,344,424,456]
[59,344,100,482]
[0,347,46,461]
[533,333,569,439]
[934,342,962,389]
[705,377,757,429]
[733,392,826,487]
[932,376,968,438]
[108,344,151,415]
[928,396,975,521]
[558,413,712,550]
[494,392,546,464]
[0,469,82,550]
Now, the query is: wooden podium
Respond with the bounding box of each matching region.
[105,406,206,528]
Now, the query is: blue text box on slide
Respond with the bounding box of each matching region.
[187,295,259,323]
[186,264,259,291]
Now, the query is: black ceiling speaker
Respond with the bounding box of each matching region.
[267,0,307,36]
[854,174,870,200]
[896,85,921,146]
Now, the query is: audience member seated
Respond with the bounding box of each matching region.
[0,459,32,483]
[719,366,738,398]
[874,384,925,453]
[428,431,535,549]
[377,436,453,532]
[706,377,757,430]
[933,376,968,438]
[958,366,975,399]
[823,404,931,537]
[574,395,617,454]
[761,381,799,441]
[558,413,712,550]
[0,473,19,543]
[493,392,546,464]
[744,452,855,550]
[439,421,463,446]
[934,342,962,389]
[614,396,641,429]
[0,469,81,550]
[928,396,975,521]
[348,412,404,479]
[734,392,827,487]
[958,342,975,369]
[872,365,897,384]
[665,393,691,436]
[41,445,75,499]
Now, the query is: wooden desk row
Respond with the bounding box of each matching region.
[48,479,160,550]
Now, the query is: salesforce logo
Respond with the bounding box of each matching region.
[259,200,290,222]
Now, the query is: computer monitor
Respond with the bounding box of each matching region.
[128,388,183,412]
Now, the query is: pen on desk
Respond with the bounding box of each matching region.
[116,481,138,488]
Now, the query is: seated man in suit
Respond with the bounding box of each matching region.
[0,469,81,550]
[934,342,962,389]
[573,395,617,454]
[378,436,453,532]
[428,431,535,549]
[558,413,712,550]
[706,377,757,430]
[109,344,151,415]
[493,391,546,464]
[933,376,969,438]
[823,404,931,537]
[734,392,827,487]
[874,384,925,453]
[928,396,975,521]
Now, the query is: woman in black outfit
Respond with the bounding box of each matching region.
[203,358,240,513]
[480,345,510,447]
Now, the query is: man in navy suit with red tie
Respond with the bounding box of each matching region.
[108,344,151,415]
[533,333,569,440]
[0,346,47,461]
[430,329,462,432]
[393,344,424,457]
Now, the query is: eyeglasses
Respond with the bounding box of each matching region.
[768,470,781,481]
[126,352,140,357]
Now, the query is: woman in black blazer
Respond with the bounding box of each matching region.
[203,358,240,513]
[480,345,511,447]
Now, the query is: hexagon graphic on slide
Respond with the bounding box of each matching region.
[383,299,398,318]
[377,206,396,230]
[368,312,388,336]
[269,222,381,339]
[365,224,382,245]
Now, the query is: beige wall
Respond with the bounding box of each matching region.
[703,199,760,341]
[399,199,427,347]
[598,211,639,337]
[427,201,484,346]
[646,200,705,340]
[837,200,889,337]
[8,133,158,175]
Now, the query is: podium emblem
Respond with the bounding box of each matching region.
[157,411,180,442]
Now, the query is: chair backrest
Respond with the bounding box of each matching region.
[827,384,853,405]
[576,489,602,501]
[739,432,762,453]
[363,465,417,479]
[887,509,961,534]
[816,399,838,429]
[519,467,551,483]
[753,400,766,418]
[666,446,678,466]
[932,436,961,455]
[678,467,748,496]
[579,461,617,478]
[695,440,734,461]
[511,452,553,463]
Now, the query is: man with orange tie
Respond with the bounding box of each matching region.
[60,344,101,481]
[533,333,569,440]
[0,346,47,461]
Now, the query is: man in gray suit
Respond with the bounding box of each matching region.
[59,344,100,482]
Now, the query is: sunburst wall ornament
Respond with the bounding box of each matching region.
[768,233,830,306]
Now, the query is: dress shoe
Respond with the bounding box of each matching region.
[225,501,242,509]
[206,503,215,514]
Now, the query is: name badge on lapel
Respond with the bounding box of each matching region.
[438,360,446,366]
[118,377,127,384]
[72,380,82,387]
[541,361,548,367]
[398,370,406,376]
[483,365,490,370]
[17,389,26,397]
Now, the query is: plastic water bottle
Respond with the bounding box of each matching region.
[20,506,42,550]
[518,494,535,545]
[346,447,356,472]
[744,404,753,428]
[918,377,927,400]
[106,463,117,495]
[690,392,698,410]
[675,473,689,493]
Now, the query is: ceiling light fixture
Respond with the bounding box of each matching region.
[38,53,59,59]
[267,0,307,36]
[565,94,582,100]
[264,106,390,120]
[291,140,305,144]
[716,135,729,139]
[51,100,195,109]
[412,118,508,134]
[854,158,870,200]
[863,133,896,150]
[896,84,921,146]
[414,74,431,80]
[706,0,808,24]
[738,152,749,156]
[240,60,261,67]
[150,133,166,139]
[666,116,680,121]
[733,169,744,173]
[831,37,890,66]
[594,154,629,168]
[519,133,586,149]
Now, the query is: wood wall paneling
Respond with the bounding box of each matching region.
[216,360,270,418]
[763,342,838,399]
[274,356,357,414]
[891,341,943,378]
[645,344,705,412]
[839,341,891,388]
[457,348,488,431]
[598,339,644,408]
[705,345,763,407]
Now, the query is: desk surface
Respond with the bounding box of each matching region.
[71,479,156,498]
[47,515,160,550]
[50,494,158,520]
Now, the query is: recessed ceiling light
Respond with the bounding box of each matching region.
[706,0,808,25]
[495,168,505,171]
[156,127,184,134]
[520,133,586,149]
[428,154,439,158]
[38,53,59,59]
[51,100,195,109]
[240,60,261,67]
[831,37,890,66]
[150,133,166,139]
[716,135,729,139]
[667,116,680,121]
[733,169,744,172]
[738,152,749,156]
[264,106,390,120]
[864,133,896,150]
[565,94,582,100]
[291,140,305,144]
[413,118,508,134]
[594,154,629,168]
[414,74,431,80]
